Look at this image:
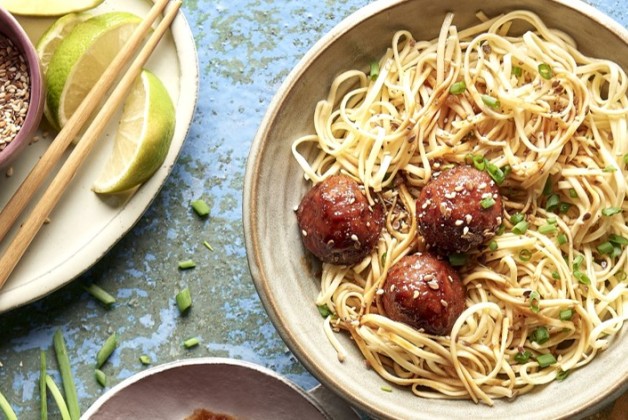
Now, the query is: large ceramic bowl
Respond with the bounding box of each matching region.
[0,5,45,169]
[243,0,628,419]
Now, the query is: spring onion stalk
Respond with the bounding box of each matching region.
[486,162,506,184]
[602,207,621,216]
[512,66,522,77]
[557,234,568,245]
[480,197,496,208]
[178,260,196,270]
[53,330,80,420]
[45,376,71,420]
[545,194,560,211]
[514,350,532,363]
[95,370,107,387]
[191,199,210,217]
[0,390,17,420]
[556,370,569,381]
[317,304,332,318]
[597,242,614,255]
[203,241,214,251]
[609,234,628,245]
[512,221,529,235]
[183,337,200,349]
[531,326,549,344]
[176,288,192,314]
[539,224,557,235]
[510,213,525,224]
[83,284,116,308]
[139,355,152,365]
[559,308,573,321]
[96,333,118,368]
[40,350,48,420]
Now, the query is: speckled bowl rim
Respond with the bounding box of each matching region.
[243,0,628,419]
[0,5,45,169]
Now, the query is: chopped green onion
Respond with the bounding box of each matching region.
[191,199,211,218]
[542,177,553,196]
[624,153,628,165]
[481,94,500,109]
[617,270,627,281]
[83,284,116,308]
[449,81,466,94]
[611,245,622,258]
[178,259,196,270]
[203,241,214,251]
[369,61,380,80]
[519,249,532,262]
[486,162,506,184]
[559,202,571,214]
[568,188,578,198]
[381,252,387,266]
[574,271,591,286]
[609,234,628,246]
[40,351,47,420]
[531,326,550,344]
[538,63,553,79]
[556,369,570,381]
[545,194,560,211]
[45,376,71,420]
[602,207,622,216]
[539,224,557,235]
[512,66,522,77]
[514,350,532,363]
[510,213,525,224]
[380,385,393,393]
[551,271,560,280]
[0,390,17,420]
[96,333,118,369]
[317,304,332,318]
[184,337,200,349]
[512,221,529,235]
[557,234,568,245]
[95,369,107,387]
[573,255,584,270]
[448,253,468,266]
[488,240,498,251]
[139,355,152,365]
[597,241,615,255]
[536,353,557,368]
[496,223,506,236]
[466,153,486,171]
[529,290,540,313]
[53,330,80,420]
[559,308,573,321]
[176,287,192,315]
[603,165,617,172]
[547,216,557,224]
[480,197,496,209]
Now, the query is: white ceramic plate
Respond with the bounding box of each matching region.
[0,0,198,313]
[81,358,355,420]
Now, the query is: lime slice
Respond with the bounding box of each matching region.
[45,12,142,128]
[0,0,105,16]
[36,13,91,128]
[92,69,176,194]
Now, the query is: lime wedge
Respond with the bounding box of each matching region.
[36,12,91,128]
[92,69,176,194]
[0,0,104,16]
[45,12,142,129]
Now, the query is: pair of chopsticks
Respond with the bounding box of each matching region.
[0,0,182,290]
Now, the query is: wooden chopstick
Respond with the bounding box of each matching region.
[0,0,171,244]
[0,1,183,289]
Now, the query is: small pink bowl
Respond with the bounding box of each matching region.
[0,6,45,170]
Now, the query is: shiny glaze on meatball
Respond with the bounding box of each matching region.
[381,253,466,335]
[417,165,503,255]
[296,174,385,265]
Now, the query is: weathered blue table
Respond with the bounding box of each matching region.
[0,0,625,418]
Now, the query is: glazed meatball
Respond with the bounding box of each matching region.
[381,253,465,335]
[296,174,385,265]
[417,165,503,255]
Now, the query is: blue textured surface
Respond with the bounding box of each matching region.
[0,0,625,418]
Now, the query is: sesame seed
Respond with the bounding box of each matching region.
[455,219,464,226]
[427,281,439,290]
[413,290,420,299]
[376,288,384,295]
[463,226,470,235]
[465,214,473,224]
[423,274,434,281]
[445,191,457,199]
[301,230,308,237]
[478,182,487,189]
[440,299,448,307]
[351,234,359,241]
[454,185,464,192]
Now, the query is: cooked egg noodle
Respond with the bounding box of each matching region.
[294,10,628,405]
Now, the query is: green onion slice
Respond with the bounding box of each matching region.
[95,369,107,387]
[519,249,532,262]
[531,326,550,344]
[529,290,540,313]
[512,221,529,235]
[559,308,573,321]
[139,355,152,365]
[83,284,116,308]
[488,240,498,251]
[536,353,557,368]
[96,333,118,369]
[597,241,614,255]
[184,337,200,349]
[480,197,496,209]
[481,94,500,109]
[448,253,468,266]
[545,194,560,211]
[510,213,525,224]
[568,188,578,198]
[557,234,568,245]
[609,234,628,246]
[176,287,192,314]
[317,304,332,318]
[574,271,591,286]
[370,61,380,80]
[514,350,532,364]
[449,81,466,94]
[191,199,210,218]
[512,66,522,77]
[602,207,621,216]
[178,259,196,270]
[556,369,569,381]
[538,63,553,79]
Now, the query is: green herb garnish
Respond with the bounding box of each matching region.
[449,81,466,94]
[536,353,557,367]
[538,63,552,79]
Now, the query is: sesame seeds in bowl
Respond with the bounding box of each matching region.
[0,5,45,170]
